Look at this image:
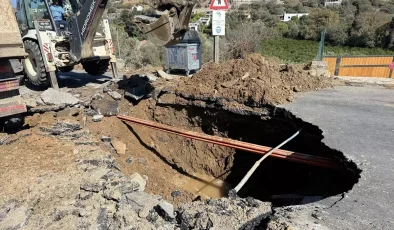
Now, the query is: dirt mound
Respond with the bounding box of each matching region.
[175,54,332,106]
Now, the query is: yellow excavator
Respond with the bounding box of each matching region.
[0,0,196,119]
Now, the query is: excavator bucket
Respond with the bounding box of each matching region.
[135,1,195,46]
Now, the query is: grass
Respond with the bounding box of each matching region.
[261,38,394,63]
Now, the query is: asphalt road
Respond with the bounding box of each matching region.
[281,85,394,230]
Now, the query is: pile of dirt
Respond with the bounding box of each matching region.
[174,53,333,106]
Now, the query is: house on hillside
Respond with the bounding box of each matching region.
[280,12,309,22]
[189,23,199,31]
[324,0,342,7]
[131,5,144,12]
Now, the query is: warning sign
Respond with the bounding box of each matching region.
[209,0,229,10]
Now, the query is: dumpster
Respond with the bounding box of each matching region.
[164,31,202,75]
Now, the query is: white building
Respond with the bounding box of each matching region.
[189,23,199,31]
[280,12,309,22]
[197,16,211,26]
[324,0,342,7]
[132,5,144,12]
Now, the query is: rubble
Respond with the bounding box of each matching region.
[100,136,111,142]
[177,197,272,229]
[107,91,122,100]
[40,88,80,106]
[157,70,173,80]
[40,121,82,135]
[129,173,146,192]
[91,99,119,116]
[119,74,153,101]
[92,114,104,122]
[0,133,8,145]
[157,201,175,221]
[111,139,126,155]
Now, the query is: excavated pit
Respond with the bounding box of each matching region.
[136,99,361,206]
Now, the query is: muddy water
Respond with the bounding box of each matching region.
[174,173,232,199]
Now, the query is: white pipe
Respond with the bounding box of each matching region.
[233,130,301,193]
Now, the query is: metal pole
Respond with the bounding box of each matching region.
[214,36,219,63]
[233,130,301,193]
[117,28,121,58]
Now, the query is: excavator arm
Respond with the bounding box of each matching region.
[67,0,195,60]
[134,0,196,46]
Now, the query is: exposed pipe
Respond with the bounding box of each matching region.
[233,130,301,193]
[117,115,341,169]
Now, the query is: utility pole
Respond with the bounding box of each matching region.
[116,28,121,58]
[214,36,220,63]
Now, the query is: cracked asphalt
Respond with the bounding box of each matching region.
[281,85,394,230]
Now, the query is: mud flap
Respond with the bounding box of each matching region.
[0,95,26,118]
[0,60,27,118]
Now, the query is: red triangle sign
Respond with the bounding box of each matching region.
[209,0,229,10]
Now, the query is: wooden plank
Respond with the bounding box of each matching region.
[338,67,390,78]
[322,57,337,76]
[340,57,392,66]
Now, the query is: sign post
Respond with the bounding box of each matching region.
[210,0,229,63]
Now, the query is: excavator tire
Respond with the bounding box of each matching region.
[82,60,110,76]
[22,40,49,86]
[58,65,74,73]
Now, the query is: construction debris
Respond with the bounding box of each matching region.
[40,88,79,106]
[0,53,360,230]
[92,114,104,122]
[107,91,122,100]
[111,139,126,155]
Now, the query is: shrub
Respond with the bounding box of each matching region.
[223,21,280,60]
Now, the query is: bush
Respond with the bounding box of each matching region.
[109,24,164,69]
[223,21,280,60]
[199,33,214,63]
[107,8,116,13]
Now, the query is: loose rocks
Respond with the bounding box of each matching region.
[92,115,104,122]
[129,173,146,192]
[157,201,175,221]
[107,91,122,100]
[41,88,79,106]
[111,140,126,155]
[91,99,119,116]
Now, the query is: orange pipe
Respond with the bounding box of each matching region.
[117,115,341,170]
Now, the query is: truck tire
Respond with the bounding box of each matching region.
[82,60,110,76]
[22,40,49,86]
[58,66,74,72]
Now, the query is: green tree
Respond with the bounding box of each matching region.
[349,12,391,47]
[276,22,289,35]
[298,8,340,40]
[287,21,300,38]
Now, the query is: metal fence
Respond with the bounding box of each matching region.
[323,55,394,78]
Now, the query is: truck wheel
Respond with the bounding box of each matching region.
[22,40,49,86]
[58,66,74,72]
[82,60,110,76]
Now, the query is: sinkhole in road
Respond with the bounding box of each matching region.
[143,102,361,206]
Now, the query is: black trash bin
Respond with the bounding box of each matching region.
[164,31,202,75]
